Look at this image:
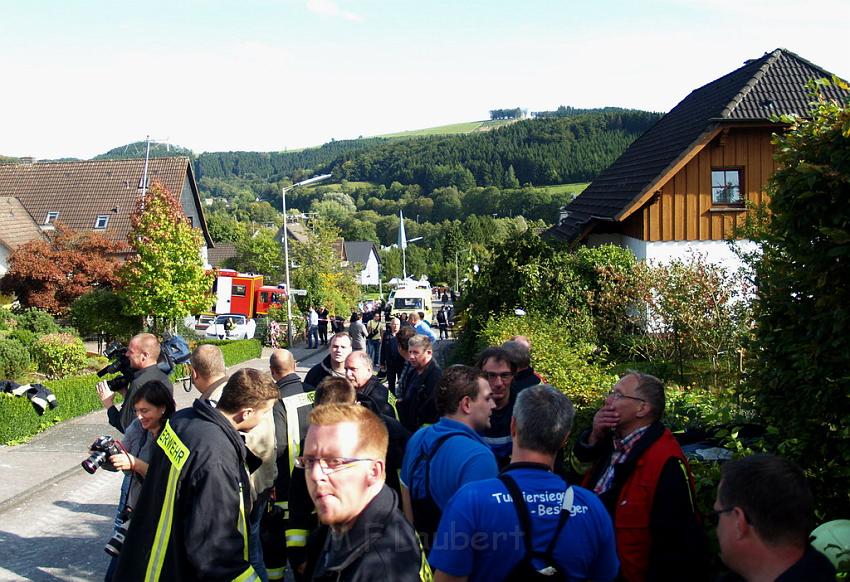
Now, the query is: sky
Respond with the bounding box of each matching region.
[1,0,848,160]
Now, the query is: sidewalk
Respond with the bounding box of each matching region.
[0,341,329,514]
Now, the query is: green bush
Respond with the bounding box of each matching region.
[0,372,105,445]
[14,307,60,334]
[69,289,141,341]
[196,338,263,367]
[31,333,88,379]
[0,338,32,380]
[7,328,37,350]
[0,309,16,330]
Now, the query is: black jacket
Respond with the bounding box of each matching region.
[108,365,172,433]
[359,376,396,419]
[272,373,313,503]
[397,359,441,432]
[307,486,430,582]
[304,356,344,390]
[115,400,257,581]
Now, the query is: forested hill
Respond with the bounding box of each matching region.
[194,108,661,190]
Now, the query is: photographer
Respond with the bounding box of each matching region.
[103,380,175,581]
[97,333,172,434]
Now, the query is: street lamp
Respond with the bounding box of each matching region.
[282,173,332,347]
[455,248,472,292]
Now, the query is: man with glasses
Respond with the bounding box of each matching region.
[572,371,709,581]
[298,404,430,581]
[476,347,518,467]
[713,454,835,581]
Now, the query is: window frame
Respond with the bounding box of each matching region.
[44,211,59,225]
[232,284,247,297]
[711,167,745,207]
[94,215,110,229]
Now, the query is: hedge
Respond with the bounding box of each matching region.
[0,338,264,445]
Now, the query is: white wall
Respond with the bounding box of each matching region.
[0,243,9,277]
[586,234,758,272]
[360,251,380,285]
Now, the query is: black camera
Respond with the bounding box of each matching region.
[96,335,192,393]
[82,435,122,474]
[105,507,132,557]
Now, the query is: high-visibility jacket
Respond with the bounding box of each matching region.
[115,400,258,581]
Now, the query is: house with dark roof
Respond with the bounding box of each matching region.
[0,157,214,263]
[549,48,848,268]
[343,241,381,285]
[0,196,47,276]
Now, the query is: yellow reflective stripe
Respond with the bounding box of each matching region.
[233,565,260,582]
[286,528,309,547]
[144,462,183,581]
[387,391,400,419]
[157,421,190,470]
[418,536,433,582]
[238,482,249,562]
[282,391,313,476]
[267,566,286,580]
[273,501,289,509]
[677,459,696,512]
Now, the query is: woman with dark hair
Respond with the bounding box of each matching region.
[104,380,175,580]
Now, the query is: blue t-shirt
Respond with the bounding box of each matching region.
[400,418,498,510]
[429,465,619,582]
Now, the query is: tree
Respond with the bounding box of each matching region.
[743,79,850,519]
[0,223,121,315]
[289,219,359,316]
[118,180,213,330]
[233,228,284,282]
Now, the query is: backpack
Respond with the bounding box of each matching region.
[409,432,466,552]
[498,473,573,580]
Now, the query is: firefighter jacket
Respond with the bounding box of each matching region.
[114,399,259,582]
[307,485,432,582]
[575,421,709,582]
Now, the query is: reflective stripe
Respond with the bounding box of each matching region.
[273,500,290,519]
[233,565,260,582]
[282,391,314,475]
[145,421,191,581]
[266,566,286,580]
[677,458,696,512]
[387,391,400,419]
[238,482,249,562]
[418,536,433,582]
[285,528,309,548]
[480,435,512,446]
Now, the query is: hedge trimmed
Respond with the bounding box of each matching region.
[0,338,264,445]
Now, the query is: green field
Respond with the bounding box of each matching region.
[539,182,589,196]
[377,119,517,139]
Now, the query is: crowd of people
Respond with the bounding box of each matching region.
[92,330,837,582]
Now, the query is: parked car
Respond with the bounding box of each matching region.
[194,313,216,333]
[205,314,256,340]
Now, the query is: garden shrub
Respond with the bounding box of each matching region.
[14,307,60,334]
[0,338,31,380]
[0,372,104,445]
[197,338,263,367]
[0,309,16,330]
[7,328,37,350]
[69,289,141,341]
[31,333,88,379]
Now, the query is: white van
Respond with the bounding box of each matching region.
[390,286,434,324]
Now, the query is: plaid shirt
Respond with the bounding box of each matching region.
[594,425,650,495]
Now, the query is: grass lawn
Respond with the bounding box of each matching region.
[538,182,590,196]
[377,119,517,139]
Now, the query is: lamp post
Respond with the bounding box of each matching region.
[282,173,332,347]
[454,248,472,292]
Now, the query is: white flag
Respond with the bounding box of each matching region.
[398,210,407,249]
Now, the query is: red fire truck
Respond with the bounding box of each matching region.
[210,269,288,319]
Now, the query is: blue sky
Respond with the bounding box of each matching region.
[1,0,847,159]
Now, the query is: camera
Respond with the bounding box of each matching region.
[96,334,192,393]
[81,435,122,474]
[105,507,132,557]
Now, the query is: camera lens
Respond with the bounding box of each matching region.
[82,451,106,474]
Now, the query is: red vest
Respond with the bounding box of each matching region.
[585,428,695,582]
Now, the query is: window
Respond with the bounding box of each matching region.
[187,216,194,227]
[44,211,59,225]
[232,284,247,297]
[711,169,743,205]
[94,215,109,229]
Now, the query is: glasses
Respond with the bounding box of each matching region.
[607,390,645,403]
[484,371,514,381]
[294,456,374,475]
[707,506,737,526]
